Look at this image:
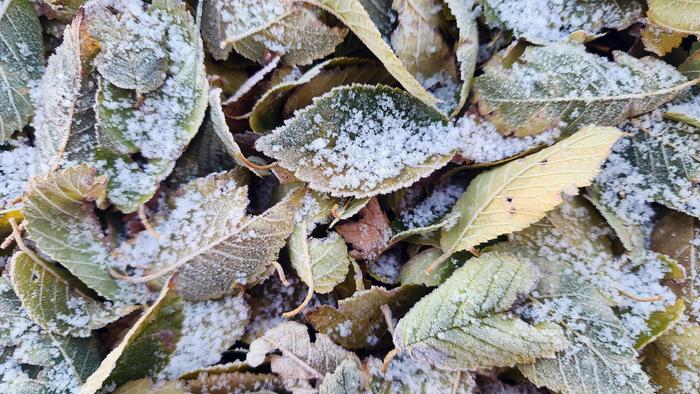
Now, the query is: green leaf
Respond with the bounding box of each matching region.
[307,284,428,349]
[246,321,359,388]
[481,0,643,43]
[22,165,120,300]
[438,126,621,264]
[256,85,451,198]
[394,251,567,370]
[286,223,350,316]
[303,0,439,107]
[648,0,700,35]
[445,0,478,115]
[93,0,208,212]
[636,298,685,349]
[9,252,136,337]
[202,1,346,65]
[79,283,185,393]
[0,0,43,141]
[474,44,693,137]
[329,197,370,227]
[250,57,394,132]
[678,45,700,80]
[517,257,654,394]
[89,2,168,93]
[643,324,700,393]
[399,247,465,287]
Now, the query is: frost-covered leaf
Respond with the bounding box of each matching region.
[202,0,346,65]
[0,0,43,141]
[679,46,700,80]
[391,0,457,99]
[79,283,184,393]
[368,354,477,393]
[175,187,303,300]
[636,298,686,349]
[256,85,452,197]
[319,358,364,394]
[287,223,350,314]
[394,251,567,370]
[179,362,282,393]
[594,109,700,222]
[304,0,438,107]
[474,44,693,137]
[438,126,621,264]
[160,295,250,379]
[92,0,208,212]
[9,252,136,337]
[33,11,99,174]
[0,277,102,391]
[246,321,359,387]
[113,170,250,301]
[648,0,700,35]
[233,6,347,66]
[481,0,643,43]
[517,256,654,394]
[664,92,700,128]
[307,284,428,349]
[89,0,167,93]
[643,324,700,393]
[22,165,120,300]
[0,138,37,211]
[250,57,395,132]
[445,0,478,115]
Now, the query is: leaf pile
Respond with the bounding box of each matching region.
[1,0,700,393]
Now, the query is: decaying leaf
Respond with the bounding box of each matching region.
[246,321,359,389]
[307,284,428,349]
[335,197,391,260]
[394,251,567,370]
[643,324,700,393]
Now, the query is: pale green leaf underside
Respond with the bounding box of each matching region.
[289,223,350,294]
[0,0,43,141]
[445,0,478,115]
[394,251,567,370]
[22,165,120,300]
[440,126,621,257]
[10,252,134,337]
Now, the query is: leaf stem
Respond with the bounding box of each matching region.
[283,284,314,318]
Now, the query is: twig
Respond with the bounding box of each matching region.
[618,288,662,302]
[138,204,160,239]
[236,152,277,170]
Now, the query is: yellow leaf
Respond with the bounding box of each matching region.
[438,126,622,265]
